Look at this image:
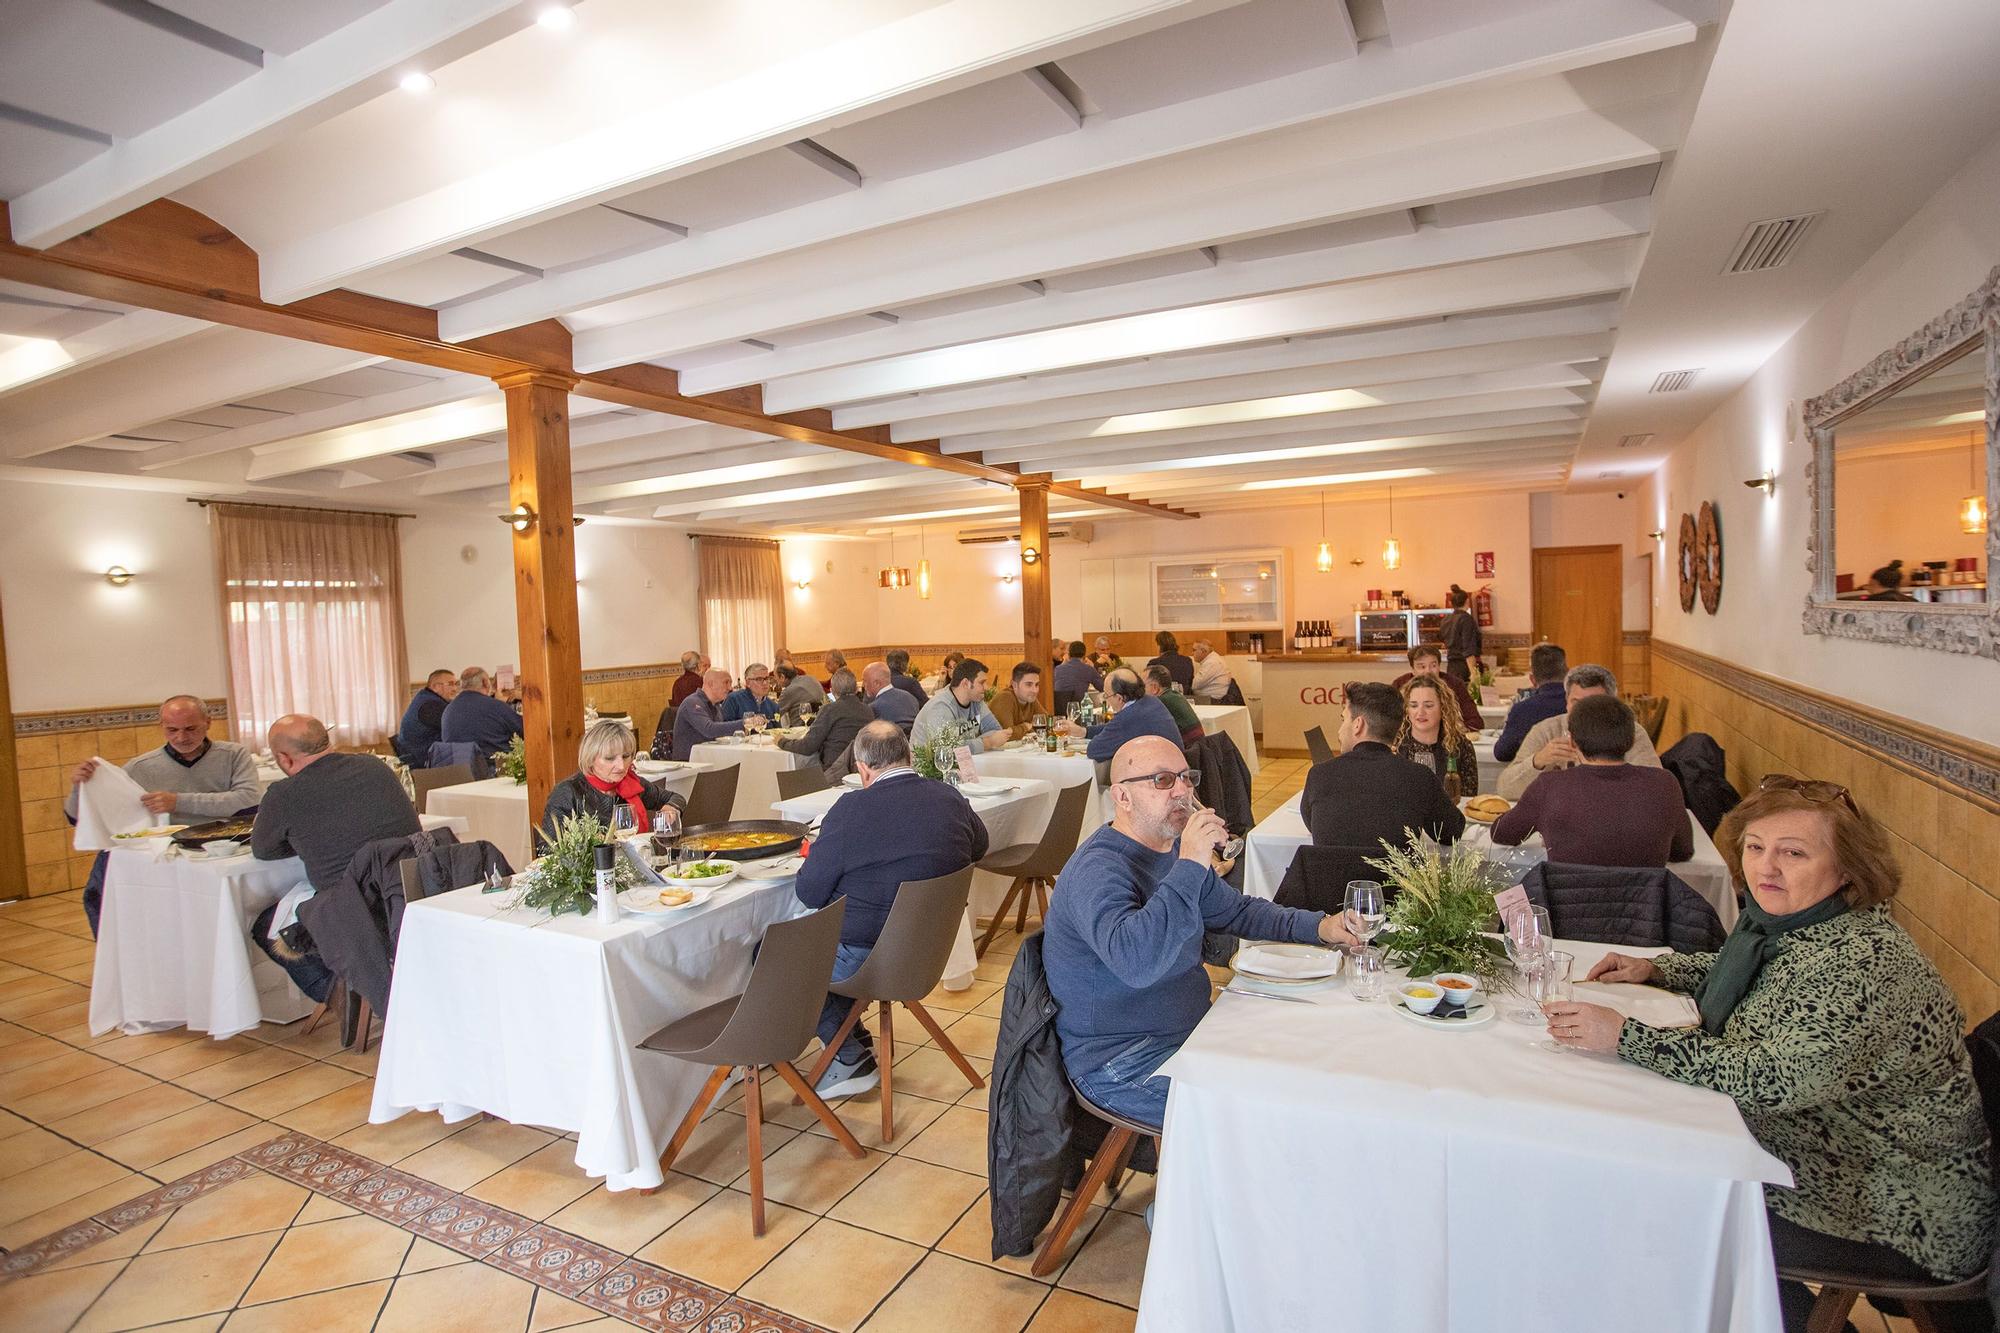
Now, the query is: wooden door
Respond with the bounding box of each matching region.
[1531,545,1622,675]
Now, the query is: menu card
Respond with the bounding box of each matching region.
[1493,884,1529,925]
[954,745,978,784]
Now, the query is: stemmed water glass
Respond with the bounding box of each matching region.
[1502,905,1552,1024]
[610,804,637,838]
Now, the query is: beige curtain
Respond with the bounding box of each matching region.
[211,504,409,748]
[697,536,785,678]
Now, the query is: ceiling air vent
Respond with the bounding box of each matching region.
[1650,369,1700,394]
[1616,433,1654,450]
[1723,213,1822,274]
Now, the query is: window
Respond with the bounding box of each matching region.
[696,536,785,678]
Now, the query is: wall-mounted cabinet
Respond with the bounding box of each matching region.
[1080,557,1155,633]
[1153,552,1284,631]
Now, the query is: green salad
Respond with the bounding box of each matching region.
[676,860,734,879]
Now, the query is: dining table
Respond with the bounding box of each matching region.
[970,741,1108,837]
[687,735,806,820]
[1138,937,1789,1332]
[89,812,468,1040]
[771,774,1058,988]
[1240,793,1736,929]
[1190,702,1258,775]
[370,865,804,1191]
[422,760,704,871]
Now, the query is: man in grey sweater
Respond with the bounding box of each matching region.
[65,694,260,935]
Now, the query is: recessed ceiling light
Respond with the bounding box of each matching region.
[398,71,435,94]
[536,5,576,31]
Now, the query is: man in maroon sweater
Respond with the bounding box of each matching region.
[1491,695,1692,867]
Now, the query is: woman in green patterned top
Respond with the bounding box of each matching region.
[1544,776,1996,1333]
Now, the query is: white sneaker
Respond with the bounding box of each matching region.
[1145,1202,1154,1232]
[815,1054,880,1099]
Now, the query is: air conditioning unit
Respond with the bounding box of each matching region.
[955,522,1093,546]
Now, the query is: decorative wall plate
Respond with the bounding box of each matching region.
[1697,501,1723,614]
[1677,512,1698,613]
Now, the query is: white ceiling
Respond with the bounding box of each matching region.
[1,0,1997,536]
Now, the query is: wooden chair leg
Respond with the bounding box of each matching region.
[977,878,1027,956]
[803,1002,867,1090]
[1032,1126,1138,1277]
[355,1001,374,1054]
[303,979,340,1038]
[1014,881,1032,933]
[743,1064,766,1238]
[1804,1288,1861,1333]
[904,1000,985,1089]
[1034,879,1050,923]
[879,1001,895,1143]
[771,1061,866,1159]
[657,1066,732,1174]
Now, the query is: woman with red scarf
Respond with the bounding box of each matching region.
[536,719,687,851]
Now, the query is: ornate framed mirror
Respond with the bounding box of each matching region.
[1803,266,1998,657]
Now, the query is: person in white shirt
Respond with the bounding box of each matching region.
[1188,639,1234,703]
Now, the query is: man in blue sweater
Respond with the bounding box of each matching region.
[795,722,989,1098]
[1043,735,1352,1129]
[1491,642,1568,762]
[719,663,781,723]
[440,666,522,756]
[1068,669,1182,763]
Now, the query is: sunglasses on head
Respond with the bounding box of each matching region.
[1116,768,1202,791]
[1758,773,1859,814]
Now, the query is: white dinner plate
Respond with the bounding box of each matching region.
[1235,943,1342,981]
[956,779,1013,797]
[619,885,713,915]
[1392,997,1495,1029]
[737,855,804,879]
[840,772,864,788]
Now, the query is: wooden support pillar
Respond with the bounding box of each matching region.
[498,371,584,826]
[0,592,25,900]
[1018,480,1054,711]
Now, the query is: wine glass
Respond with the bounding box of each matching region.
[1502,907,1551,1024]
[1343,880,1386,946]
[1534,952,1575,1052]
[610,804,637,838]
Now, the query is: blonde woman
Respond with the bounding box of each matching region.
[1393,675,1479,797]
[537,719,686,850]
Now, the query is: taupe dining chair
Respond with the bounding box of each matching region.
[775,763,832,800]
[974,781,1093,955]
[680,764,739,828]
[640,900,862,1236]
[1303,726,1336,765]
[802,868,983,1142]
[410,763,475,810]
[1034,1079,1160,1277]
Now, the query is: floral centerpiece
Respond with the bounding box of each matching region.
[514,812,634,916]
[1366,838,1508,981]
[913,719,979,781]
[494,735,527,785]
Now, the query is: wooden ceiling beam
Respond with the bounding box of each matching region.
[0,200,1193,520]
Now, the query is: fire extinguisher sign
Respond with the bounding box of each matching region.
[1472,551,1495,578]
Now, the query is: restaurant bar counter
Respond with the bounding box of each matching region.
[1253,652,1411,751]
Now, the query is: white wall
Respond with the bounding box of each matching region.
[1642,127,2000,744]
[0,476,231,711]
[778,536,882,652]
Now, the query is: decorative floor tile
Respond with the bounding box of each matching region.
[0,1216,115,1279]
[578,1257,730,1330]
[403,1192,537,1259]
[488,1223,628,1297]
[93,1156,255,1231]
[703,1295,832,1332]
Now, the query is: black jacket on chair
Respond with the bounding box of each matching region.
[1520,862,1726,954]
[1661,732,1741,836]
[1275,844,1393,915]
[780,693,873,775]
[1188,731,1254,837]
[1299,741,1464,850]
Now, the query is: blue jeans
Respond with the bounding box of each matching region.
[817,942,876,1065]
[1068,1034,1178,1134]
[249,902,335,1004]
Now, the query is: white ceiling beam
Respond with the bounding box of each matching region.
[259,0,1250,302]
[832,302,1621,428]
[7,0,536,249]
[714,483,1007,526]
[414,421,769,495]
[441,0,1703,342]
[915,355,1601,446]
[1057,424,1583,481]
[0,329,383,460]
[1188,471,1569,513]
[137,370,489,470]
[574,446,858,505]
[979,388,1592,465]
[1100,440,1583,496]
[244,393,625,481]
[652,465,926,519]
[0,309,207,398]
[753,243,1639,410]
[593,92,1674,376]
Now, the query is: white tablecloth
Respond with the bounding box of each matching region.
[1477,702,1512,730]
[1472,731,1505,794]
[90,813,467,1040]
[1138,937,1789,1332]
[773,776,1057,988]
[1192,703,1258,775]
[971,745,1107,840]
[688,738,804,820]
[424,766,703,872]
[371,874,802,1191]
[1242,794,1735,928]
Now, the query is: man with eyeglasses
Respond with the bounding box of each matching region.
[719,663,781,724]
[1042,735,1354,1133]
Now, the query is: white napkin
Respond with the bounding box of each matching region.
[1572,981,1701,1028]
[72,757,154,850]
[1235,944,1341,979]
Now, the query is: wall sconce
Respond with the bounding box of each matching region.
[499,503,536,532]
[1743,473,1776,496]
[1020,546,1041,565]
[1000,572,1017,585]
[104,565,134,587]
[792,576,811,591]
[1647,529,1666,541]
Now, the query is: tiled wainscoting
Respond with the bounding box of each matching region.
[1651,642,2000,1019]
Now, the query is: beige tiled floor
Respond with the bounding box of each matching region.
[3,760,1904,1332]
[0,769,1317,1333]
